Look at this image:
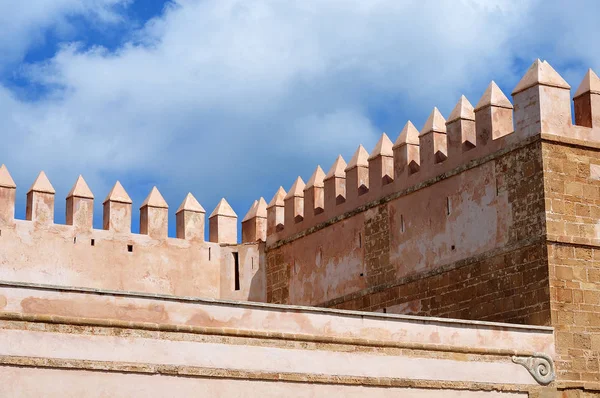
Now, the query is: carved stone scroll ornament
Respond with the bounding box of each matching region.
[511,352,555,385]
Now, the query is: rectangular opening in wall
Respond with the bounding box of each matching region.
[233,252,240,291]
[446,197,452,216]
[127,244,133,253]
[90,239,95,246]
[401,214,405,233]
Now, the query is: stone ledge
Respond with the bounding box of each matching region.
[0,355,538,392]
[0,312,546,358]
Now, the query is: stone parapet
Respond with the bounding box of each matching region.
[264,60,600,246]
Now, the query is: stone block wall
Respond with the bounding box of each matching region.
[543,140,600,390]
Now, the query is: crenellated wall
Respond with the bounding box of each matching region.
[0,169,266,302]
[264,60,558,310]
[261,60,600,391]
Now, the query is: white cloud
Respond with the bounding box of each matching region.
[0,0,130,68]
[0,0,598,225]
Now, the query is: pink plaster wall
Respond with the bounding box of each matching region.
[0,284,555,354]
[0,220,264,301]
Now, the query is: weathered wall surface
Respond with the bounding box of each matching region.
[266,141,549,326]
[331,243,549,325]
[0,220,265,301]
[0,220,220,297]
[543,140,600,390]
[0,282,556,397]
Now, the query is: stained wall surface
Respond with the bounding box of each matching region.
[0,220,265,302]
[266,140,549,327]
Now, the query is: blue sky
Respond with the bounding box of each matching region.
[0,0,598,238]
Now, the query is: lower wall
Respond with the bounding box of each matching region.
[321,242,550,326]
[0,282,556,397]
[0,367,529,398]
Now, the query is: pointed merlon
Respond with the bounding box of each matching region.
[344,145,370,171]
[28,171,55,194]
[140,186,168,209]
[267,187,287,208]
[474,81,513,111]
[256,197,267,218]
[420,107,447,136]
[0,164,16,189]
[393,121,420,148]
[67,175,94,199]
[285,177,306,199]
[209,198,237,218]
[325,155,347,180]
[574,69,600,98]
[368,133,393,160]
[243,197,267,222]
[103,181,132,204]
[512,59,570,95]
[305,166,326,189]
[447,95,475,123]
[242,200,259,222]
[176,192,205,214]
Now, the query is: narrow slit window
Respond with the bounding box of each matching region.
[446,197,452,216]
[90,239,95,246]
[358,232,362,248]
[401,215,405,233]
[209,247,211,261]
[233,252,240,291]
[73,237,77,244]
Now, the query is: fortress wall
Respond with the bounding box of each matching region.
[264,61,557,319]
[266,140,550,324]
[264,62,600,335]
[263,60,600,391]
[0,173,266,301]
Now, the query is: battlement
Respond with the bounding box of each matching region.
[0,167,273,245]
[0,168,267,302]
[264,60,600,245]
